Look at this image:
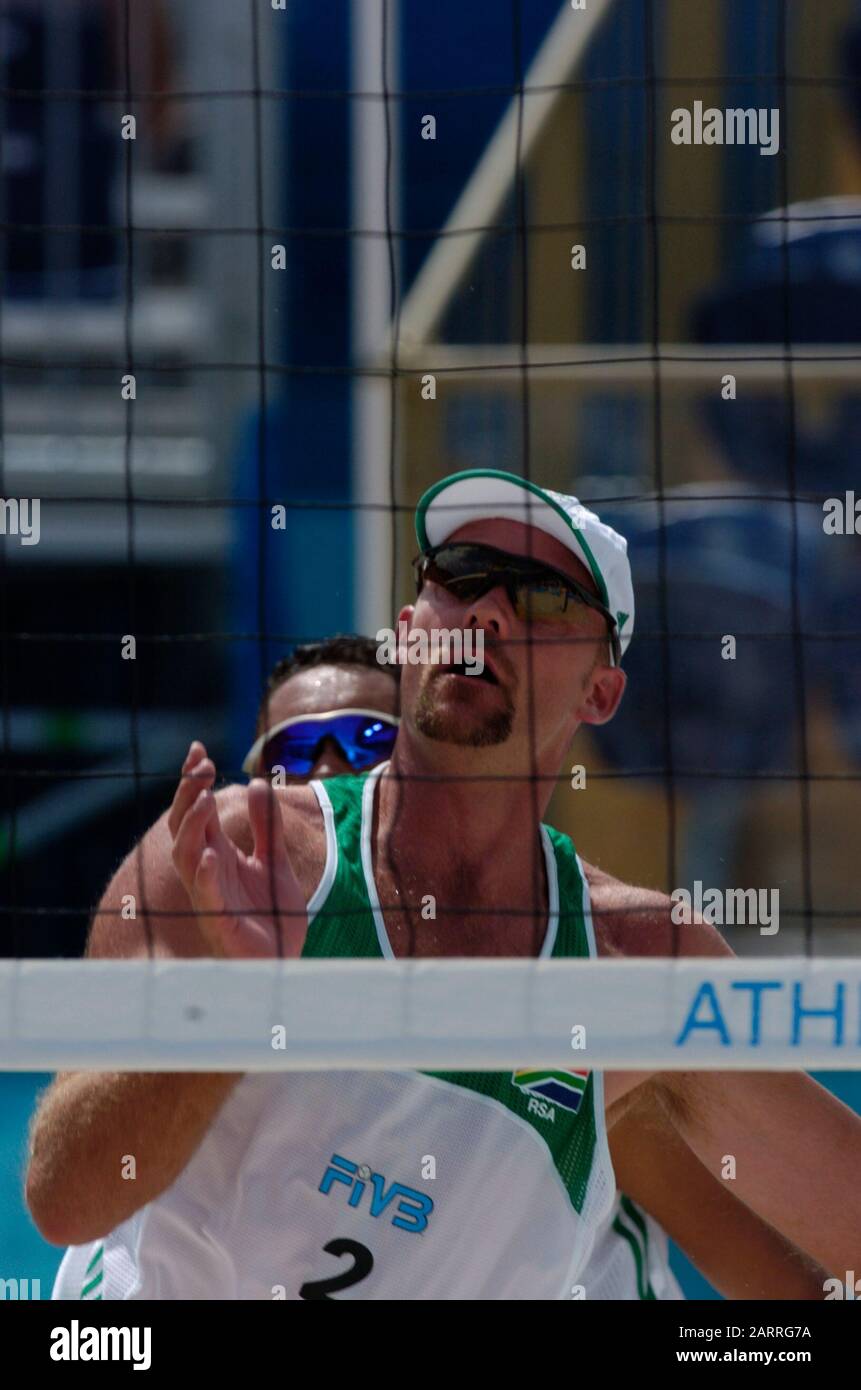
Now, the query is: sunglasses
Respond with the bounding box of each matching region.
[412,542,621,666]
[242,708,400,778]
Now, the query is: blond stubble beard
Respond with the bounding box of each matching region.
[410,642,602,748]
[412,675,515,747]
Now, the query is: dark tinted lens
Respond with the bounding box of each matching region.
[349,717,398,766]
[262,715,398,775]
[420,545,619,660]
[422,547,499,601]
[516,578,589,622]
[261,729,322,775]
[428,546,586,620]
[422,553,484,597]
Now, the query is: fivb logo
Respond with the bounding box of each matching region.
[0,1276,40,1299]
[319,1154,434,1233]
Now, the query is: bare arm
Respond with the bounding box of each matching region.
[655,1067,861,1280]
[588,864,859,1283]
[26,743,321,1246]
[610,1088,829,1300]
[27,1068,239,1246]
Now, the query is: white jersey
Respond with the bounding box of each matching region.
[52,1070,680,1301]
[53,766,682,1301]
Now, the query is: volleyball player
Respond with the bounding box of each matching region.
[31,469,859,1299]
[242,634,401,783]
[235,640,828,1299]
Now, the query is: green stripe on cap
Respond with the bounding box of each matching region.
[415,468,611,610]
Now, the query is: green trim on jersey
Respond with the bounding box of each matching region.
[302,772,381,958]
[302,770,598,1216]
[79,1244,104,1300]
[613,1196,657,1300]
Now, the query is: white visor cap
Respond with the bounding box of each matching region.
[414,469,634,661]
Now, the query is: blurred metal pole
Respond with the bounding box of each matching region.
[184,0,286,773]
[352,0,399,638]
[187,0,283,500]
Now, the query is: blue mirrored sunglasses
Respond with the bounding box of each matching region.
[242,708,400,778]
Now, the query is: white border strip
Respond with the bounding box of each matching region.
[1,958,859,1071]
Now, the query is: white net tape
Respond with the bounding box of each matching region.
[1,957,859,1071]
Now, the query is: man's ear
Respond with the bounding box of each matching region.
[392,605,416,666]
[575,666,627,727]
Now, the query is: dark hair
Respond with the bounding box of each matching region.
[256,633,400,734]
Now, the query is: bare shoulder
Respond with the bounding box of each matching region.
[581,859,733,961]
[212,780,327,903]
[215,780,326,894]
[88,781,326,960]
[579,860,733,1116]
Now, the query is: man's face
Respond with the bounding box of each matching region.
[256,663,399,781]
[400,518,625,760]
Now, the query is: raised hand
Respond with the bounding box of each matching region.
[168,742,308,959]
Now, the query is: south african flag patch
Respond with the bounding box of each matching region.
[511,1068,590,1113]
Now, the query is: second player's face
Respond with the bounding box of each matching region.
[400,518,625,762]
[256,663,399,781]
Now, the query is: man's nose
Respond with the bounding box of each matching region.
[309,737,352,780]
[463,583,513,637]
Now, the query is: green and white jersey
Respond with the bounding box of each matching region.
[584,1194,683,1301]
[53,762,681,1301]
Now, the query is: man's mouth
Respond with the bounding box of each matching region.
[436,660,500,686]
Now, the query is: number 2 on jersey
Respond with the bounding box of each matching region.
[298,1239,374,1300]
